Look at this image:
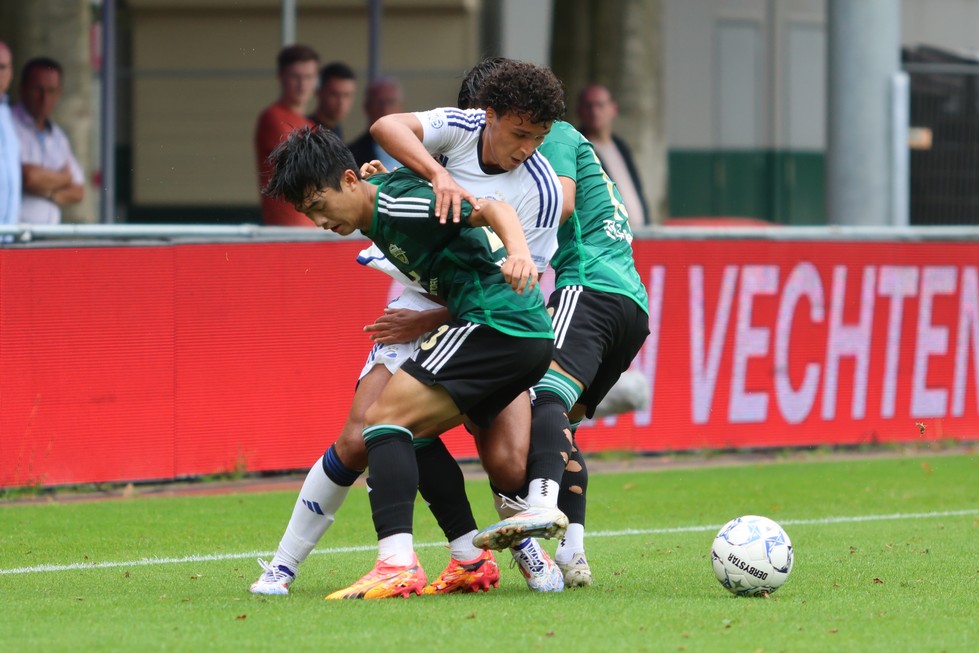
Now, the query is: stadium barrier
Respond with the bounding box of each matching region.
[2,224,978,488]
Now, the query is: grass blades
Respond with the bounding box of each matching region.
[1,453,976,653]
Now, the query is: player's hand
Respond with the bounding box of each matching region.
[432,169,480,224]
[501,254,538,294]
[364,308,432,344]
[360,160,389,178]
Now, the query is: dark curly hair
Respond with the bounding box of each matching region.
[262,126,357,209]
[457,57,510,110]
[475,60,565,125]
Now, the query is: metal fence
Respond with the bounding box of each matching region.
[904,46,979,226]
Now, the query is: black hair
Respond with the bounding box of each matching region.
[476,60,565,124]
[319,61,356,86]
[20,56,63,85]
[457,57,510,109]
[276,44,320,73]
[262,126,358,209]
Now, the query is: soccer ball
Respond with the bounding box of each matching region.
[711,515,793,596]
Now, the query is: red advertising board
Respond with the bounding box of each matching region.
[1,236,976,488]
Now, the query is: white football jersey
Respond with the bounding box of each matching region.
[414,107,562,269]
[357,107,563,301]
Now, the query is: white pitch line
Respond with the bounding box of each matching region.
[1,508,975,576]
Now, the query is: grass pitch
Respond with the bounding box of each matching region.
[1,452,976,652]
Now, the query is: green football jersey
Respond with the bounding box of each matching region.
[366,168,554,339]
[538,121,649,313]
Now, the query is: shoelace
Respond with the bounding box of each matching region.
[256,558,292,583]
[510,543,545,575]
[497,493,531,513]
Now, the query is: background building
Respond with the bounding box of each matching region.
[2,0,979,225]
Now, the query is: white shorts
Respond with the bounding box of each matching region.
[357,287,442,380]
[358,339,421,378]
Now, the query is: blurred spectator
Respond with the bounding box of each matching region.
[12,56,84,225]
[0,41,20,233]
[255,44,319,227]
[347,76,404,169]
[308,61,356,140]
[577,84,648,228]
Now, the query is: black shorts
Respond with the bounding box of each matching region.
[548,286,649,418]
[401,320,553,429]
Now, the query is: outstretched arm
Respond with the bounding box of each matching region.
[468,199,538,294]
[557,177,576,224]
[371,113,480,223]
[364,306,450,344]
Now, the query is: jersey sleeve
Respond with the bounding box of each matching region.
[414,108,484,157]
[357,243,424,289]
[538,133,580,183]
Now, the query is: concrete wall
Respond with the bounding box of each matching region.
[126,0,481,210]
[664,0,979,150]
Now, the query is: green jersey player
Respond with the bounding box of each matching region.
[263,125,554,598]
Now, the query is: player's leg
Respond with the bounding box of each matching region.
[326,371,460,600]
[472,359,579,551]
[414,433,500,594]
[251,337,413,595]
[473,288,649,558]
[551,291,651,587]
[473,392,530,493]
[469,394,563,591]
[554,369,650,585]
[249,364,389,594]
[327,322,552,599]
[556,409,591,587]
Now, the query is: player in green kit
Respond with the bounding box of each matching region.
[263,125,554,598]
[410,64,651,591]
[491,119,651,586]
[411,64,650,590]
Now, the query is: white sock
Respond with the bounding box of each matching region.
[271,455,352,572]
[377,533,415,566]
[449,531,483,561]
[525,478,560,509]
[555,523,585,564]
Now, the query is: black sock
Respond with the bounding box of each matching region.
[415,438,477,541]
[558,441,588,526]
[527,391,574,486]
[363,425,416,539]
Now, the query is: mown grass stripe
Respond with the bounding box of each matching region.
[2,508,974,576]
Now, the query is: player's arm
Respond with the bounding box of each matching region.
[371,112,479,224]
[469,199,538,294]
[359,159,389,178]
[557,177,576,224]
[364,306,450,344]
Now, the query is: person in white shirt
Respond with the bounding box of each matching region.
[12,56,84,225]
[0,41,21,233]
[577,84,648,229]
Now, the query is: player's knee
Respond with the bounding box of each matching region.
[485,457,526,495]
[334,421,369,469]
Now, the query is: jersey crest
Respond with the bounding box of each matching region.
[387,243,410,265]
